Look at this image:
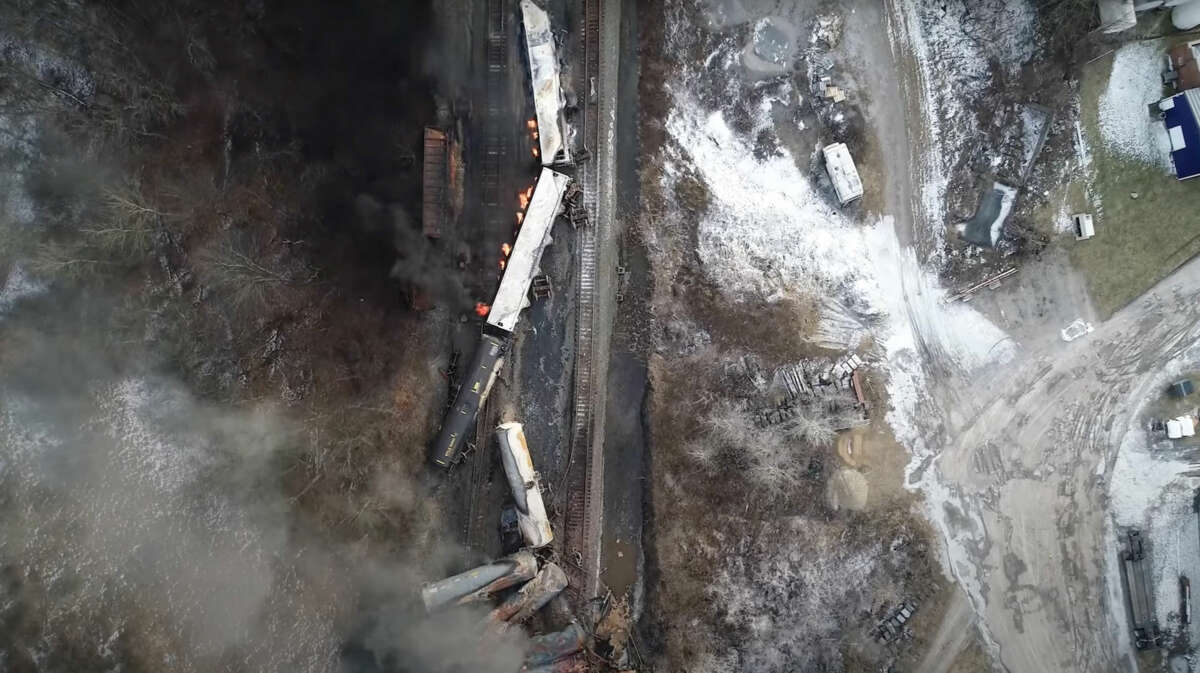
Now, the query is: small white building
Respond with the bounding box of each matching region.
[1073,213,1095,240]
[822,142,863,206]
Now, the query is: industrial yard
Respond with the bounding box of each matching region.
[6,0,1200,672]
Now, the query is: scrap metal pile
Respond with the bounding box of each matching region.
[423,423,597,672]
[754,355,870,429]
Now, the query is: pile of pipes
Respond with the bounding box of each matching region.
[421,553,586,671]
[771,354,865,400]
[421,422,590,671]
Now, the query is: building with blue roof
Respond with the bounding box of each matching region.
[1161,89,1200,180]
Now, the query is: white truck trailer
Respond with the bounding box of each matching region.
[822,142,863,206]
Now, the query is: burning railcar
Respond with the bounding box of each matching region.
[520,0,572,166]
[429,168,571,468]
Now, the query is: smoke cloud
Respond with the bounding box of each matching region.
[0,288,523,672]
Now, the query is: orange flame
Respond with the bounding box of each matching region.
[532,146,540,158]
[516,211,525,225]
[501,243,512,257]
[518,186,533,210]
[499,259,507,271]
[474,302,490,317]
[526,118,537,131]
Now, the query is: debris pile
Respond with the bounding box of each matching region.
[871,598,921,644]
[754,355,868,430]
[422,420,624,671]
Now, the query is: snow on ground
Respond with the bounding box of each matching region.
[663,99,866,301]
[888,0,1036,259]
[660,5,1024,664]
[1099,40,1173,170]
[1107,342,1200,640]
[990,183,1017,246]
[663,86,1016,379]
[660,16,1018,612]
[663,0,1016,483]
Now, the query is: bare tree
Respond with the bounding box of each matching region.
[197,230,318,313]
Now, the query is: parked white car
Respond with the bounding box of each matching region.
[1060,319,1094,342]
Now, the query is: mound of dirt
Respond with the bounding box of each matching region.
[826,468,869,512]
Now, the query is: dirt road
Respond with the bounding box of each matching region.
[915,587,976,673]
[856,2,1178,671]
[922,269,1200,673]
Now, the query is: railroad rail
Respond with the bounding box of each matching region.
[462,372,499,548]
[462,0,511,551]
[483,0,508,211]
[560,0,604,604]
[945,267,1017,303]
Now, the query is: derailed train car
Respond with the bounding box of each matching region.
[495,422,554,548]
[520,0,571,166]
[429,169,571,468]
[429,334,507,467]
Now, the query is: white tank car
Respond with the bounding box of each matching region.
[486,167,571,333]
[495,422,554,549]
[520,0,571,165]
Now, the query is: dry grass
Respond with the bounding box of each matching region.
[1068,47,1200,318]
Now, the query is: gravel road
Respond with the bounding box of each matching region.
[862,1,1197,670]
[926,265,1200,673]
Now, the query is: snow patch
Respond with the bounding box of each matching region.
[991,183,1017,246]
[1099,41,1173,169]
[664,103,867,302]
[889,0,1037,260]
[0,264,45,315]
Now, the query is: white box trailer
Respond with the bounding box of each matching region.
[822,142,863,206]
[1073,213,1095,240]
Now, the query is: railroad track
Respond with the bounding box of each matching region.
[463,0,511,551]
[483,0,508,211]
[462,377,498,549]
[561,0,604,604]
